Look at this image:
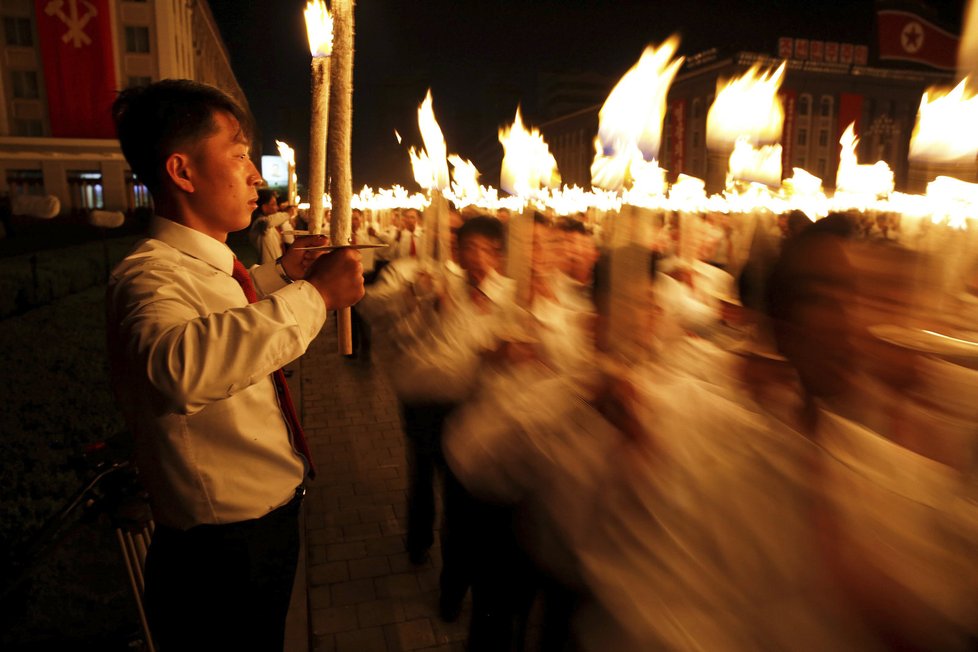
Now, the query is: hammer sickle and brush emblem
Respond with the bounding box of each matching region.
[44,0,98,48]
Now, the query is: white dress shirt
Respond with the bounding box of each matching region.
[107,216,327,529]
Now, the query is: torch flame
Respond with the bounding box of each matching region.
[304,0,333,58]
[836,123,894,196]
[909,78,978,163]
[275,140,295,165]
[394,130,402,144]
[727,137,782,188]
[707,62,786,150]
[499,107,560,198]
[417,90,450,192]
[590,38,684,192]
[449,155,481,202]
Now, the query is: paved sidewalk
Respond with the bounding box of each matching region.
[298,323,470,652]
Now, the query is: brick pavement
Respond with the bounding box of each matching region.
[298,322,470,652]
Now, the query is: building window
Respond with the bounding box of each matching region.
[820,96,833,117]
[67,171,104,210]
[817,158,827,176]
[798,95,810,116]
[10,70,39,99]
[124,26,150,53]
[125,171,152,210]
[818,129,829,147]
[127,76,152,87]
[691,98,702,119]
[7,169,43,195]
[797,128,807,146]
[3,16,32,47]
[11,118,42,137]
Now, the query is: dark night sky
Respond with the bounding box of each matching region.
[205,0,967,191]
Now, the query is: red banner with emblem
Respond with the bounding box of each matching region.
[35,0,117,138]
[877,9,958,71]
[670,99,686,179]
[780,90,796,177]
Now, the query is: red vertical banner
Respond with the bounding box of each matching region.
[838,93,864,142]
[780,89,796,177]
[35,0,118,138]
[670,99,686,178]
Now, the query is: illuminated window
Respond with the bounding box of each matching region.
[67,170,104,210]
[125,171,152,210]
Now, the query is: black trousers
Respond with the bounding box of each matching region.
[401,401,456,556]
[143,487,303,651]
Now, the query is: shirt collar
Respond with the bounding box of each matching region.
[149,216,236,275]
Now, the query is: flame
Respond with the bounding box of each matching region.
[707,62,786,150]
[417,90,450,191]
[835,123,894,196]
[590,38,684,192]
[499,107,560,197]
[304,0,333,58]
[910,78,978,163]
[275,140,295,165]
[449,155,481,201]
[727,137,782,187]
[394,130,402,144]
[784,167,822,195]
[408,146,435,191]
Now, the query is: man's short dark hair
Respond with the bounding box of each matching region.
[456,214,504,245]
[112,79,251,196]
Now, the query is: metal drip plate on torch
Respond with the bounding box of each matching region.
[868,324,978,357]
[292,243,389,252]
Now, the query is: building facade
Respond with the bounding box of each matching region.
[541,48,953,192]
[0,0,249,216]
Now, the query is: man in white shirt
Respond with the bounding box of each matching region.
[107,80,363,651]
[391,207,423,259]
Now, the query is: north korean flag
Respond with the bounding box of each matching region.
[877,7,959,71]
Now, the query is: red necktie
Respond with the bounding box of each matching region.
[409,234,416,257]
[231,259,316,478]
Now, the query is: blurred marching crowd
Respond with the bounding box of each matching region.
[263,200,978,651]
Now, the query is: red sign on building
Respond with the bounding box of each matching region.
[810,40,825,62]
[854,44,869,65]
[778,37,794,59]
[794,38,809,60]
[825,41,839,63]
[840,43,854,64]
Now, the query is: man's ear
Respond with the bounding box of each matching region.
[164,153,194,193]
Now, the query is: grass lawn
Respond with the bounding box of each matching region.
[0,229,259,649]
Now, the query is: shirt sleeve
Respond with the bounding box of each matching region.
[110,260,326,415]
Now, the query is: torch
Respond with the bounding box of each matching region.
[328,0,355,354]
[303,0,333,236]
